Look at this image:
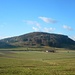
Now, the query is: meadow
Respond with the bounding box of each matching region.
[0,48,75,75]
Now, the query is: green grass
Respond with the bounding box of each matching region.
[0,49,75,75]
[0,47,46,51]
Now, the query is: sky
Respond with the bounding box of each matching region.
[0,0,75,40]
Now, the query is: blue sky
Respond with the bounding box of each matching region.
[0,0,75,40]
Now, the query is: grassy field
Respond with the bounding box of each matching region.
[0,48,75,75]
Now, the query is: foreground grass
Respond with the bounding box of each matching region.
[0,50,75,75]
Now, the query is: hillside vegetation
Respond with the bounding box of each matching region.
[0,32,75,49]
[0,41,14,48]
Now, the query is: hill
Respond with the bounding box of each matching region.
[0,32,75,49]
[0,41,14,48]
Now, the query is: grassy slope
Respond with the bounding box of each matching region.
[0,49,75,75]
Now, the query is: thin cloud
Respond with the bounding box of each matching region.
[57,32,63,35]
[63,25,73,30]
[69,36,75,41]
[32,27,40,31]
[24,20,56,32]
[36,23,41,28]
[24,20,41,28]
[44,27,55,32]
[0,36,11,39]
[39,16,57,23]
[0,36,4,39]
[24,20,36,25]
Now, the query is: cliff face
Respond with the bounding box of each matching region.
[0,32,75,49]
